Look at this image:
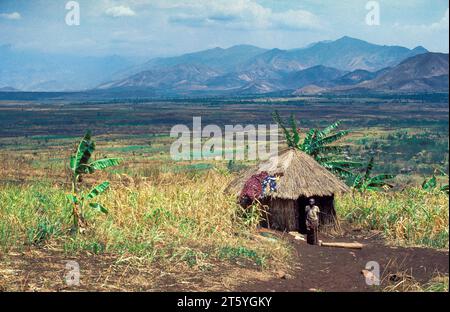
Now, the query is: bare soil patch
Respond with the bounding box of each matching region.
[0,231,447,292]
[236,230,449,292]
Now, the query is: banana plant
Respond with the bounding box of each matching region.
[422,168,449,195]
[272,111,302,149]
[422,175,437,191]
[68,131,122,233]
[272,111,361,178]
[351,157,395,192]
[301,121,350,158]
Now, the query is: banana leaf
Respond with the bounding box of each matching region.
[289,115,301,147]
[422,175,437,191]
[321,161,356,179]
[272,111,295,148]
[316,130,350,146]
[85,181,110,200]
[320,121,342,136]
[76,164,95,175]
[301,129,318,154]
[312,145,344,155]
[89,203,108,214]
[363,157,375,182]
[90,158,122,171]
[72,131,96,174]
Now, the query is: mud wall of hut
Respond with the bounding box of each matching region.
[264,199,300,231]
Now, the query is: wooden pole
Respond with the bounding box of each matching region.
[320,242,364,249]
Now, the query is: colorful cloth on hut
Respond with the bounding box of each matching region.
[262,176,277,196]
[240,171,278,201]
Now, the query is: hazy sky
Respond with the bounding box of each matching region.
[0,0,448,58]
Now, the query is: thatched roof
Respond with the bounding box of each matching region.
[227,149,349,199]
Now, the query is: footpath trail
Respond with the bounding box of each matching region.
[0,231,448,292]
[236,232,449,292]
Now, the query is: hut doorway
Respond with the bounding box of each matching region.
[297,195,336,234]
[297,197,308,234]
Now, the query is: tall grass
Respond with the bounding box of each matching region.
[1,165,447,272]
[336,189,449,248]
[0,171,290,268]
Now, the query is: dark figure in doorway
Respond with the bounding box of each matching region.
[305,198,320,245]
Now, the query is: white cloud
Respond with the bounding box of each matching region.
[164,0,322,30]
[391,8,449,52]
[0,12,21,20]
[271,9,322,30]
[105,5,136,17]
[395,8,449,31]
[430,8,449,30]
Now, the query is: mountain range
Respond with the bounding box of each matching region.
[98,37,448,95]
[294,52,449,95]
[1,36,448,95]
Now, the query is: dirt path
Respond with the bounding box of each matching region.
[236,233,449,292]
[1,233,448,292]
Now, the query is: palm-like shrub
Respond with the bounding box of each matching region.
[351,157,395,192]
[68,131,122,233]
[272,111,360,178]
[422,168,449,195]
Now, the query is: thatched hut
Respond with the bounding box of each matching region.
[227,149,349,233]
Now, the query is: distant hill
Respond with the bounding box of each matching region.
[98,63,224,92]
[332,68,389,86]
[144,44,267,73]
[283,65,345,89]
[359,52,449,92]
[0,86,19,92]
[109,45,267,82]
[295,53,449,94]
[99,36,432,95]
[239,36,427,72]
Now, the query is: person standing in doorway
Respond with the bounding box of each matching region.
[305,198,320,245]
